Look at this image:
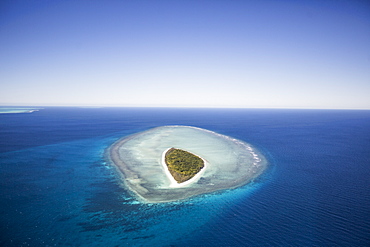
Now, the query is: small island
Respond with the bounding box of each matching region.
[107,125,268,203]
[165,148,205,183]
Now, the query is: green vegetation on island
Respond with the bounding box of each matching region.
[165,148,205,183]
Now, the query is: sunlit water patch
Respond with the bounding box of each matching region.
[109,126,268,203]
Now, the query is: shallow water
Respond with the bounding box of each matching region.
[110,125,267,202]
[1,107,369,246]
[0,107,39,114]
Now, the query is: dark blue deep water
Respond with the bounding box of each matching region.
[1,107,369,246]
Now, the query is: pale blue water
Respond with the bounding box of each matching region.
[1,107,369,246]
[0,107,40,114]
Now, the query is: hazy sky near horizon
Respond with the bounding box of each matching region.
[1,0,369,109]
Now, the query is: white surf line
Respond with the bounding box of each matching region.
[161,148,208,188]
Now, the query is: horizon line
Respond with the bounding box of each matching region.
[1,104,369,111]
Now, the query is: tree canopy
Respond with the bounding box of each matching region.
[165,148,204,183]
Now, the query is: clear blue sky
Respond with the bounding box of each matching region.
[1,0,369,109]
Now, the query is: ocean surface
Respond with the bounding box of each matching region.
[1,107,369,246]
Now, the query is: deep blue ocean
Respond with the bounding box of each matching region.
[1,107,369,246]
